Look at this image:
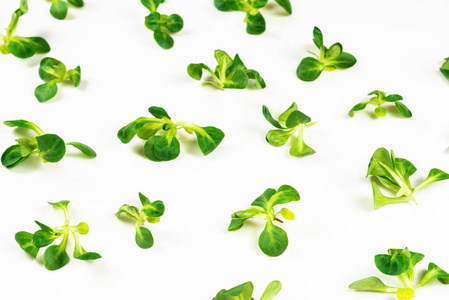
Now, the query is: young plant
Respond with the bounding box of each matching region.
[228,185,300,257]
[296,26,356,82]
[349,247,449,300]
[213,280,282,300]
[348,91,412,118]
[214,0,292,35]
[440,57,449,81]
[46,0,84,20]
[35,57,81,102]
[141,0,183,49]
[367,147,449,210]
[0,0,50,58]
[187,49,266,90]
[263,102,316,157]
[117,106,225,162]
[15,201,101,270]
[116,192,165,249]
[1,119,96,168]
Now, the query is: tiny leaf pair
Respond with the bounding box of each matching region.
[188,49,266,90]
[349,248,449,300]
[440,57,449,81]
[117,106,225,161]
[263,102,316,157]
[116,193,165,249]
[35,57,81,102]
[15,201,101,270]
[367,147,449,209]
[228,185,300,257]
[1,120,96,168]
[0,0,50,58]
[297,26,356,81]
[349,91,412,118]
[47,0,84,20]
[213,280,282,300]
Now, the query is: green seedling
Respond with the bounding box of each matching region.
[349,91,412,118]
[349,247,449,300]
[367,147,449,210]
[15,201,101,270]
[263,102,316,157]
[116,192,165,249]
[35,57,81,102]
[46,0,84,20]
[187,49,266,90]
[214,0,292,35]
[440,57,449,81]
[213,280,282,300]
[141,0,183,49]
[1,119,96,168]
[0,0,50,58]
[118,106,225,161]
[296,26,356,81]
[228,185,300,257]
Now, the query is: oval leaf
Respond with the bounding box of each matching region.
[36,134,66,162]
[258,221,288,257]
[135,226,154,249]
[296,57,324,82]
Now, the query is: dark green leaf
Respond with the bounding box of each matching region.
[394,158,417,179]
[268,185,300,208]
[187,63,207,80]
[33,230,59,248]
[8,37,36,59]
[383,94,403,102]
[225,0,246,11]
[141,0,160,12]
[68,66,81,87]
[368,90,385,97]
[35,81,59,102]
[222,69,249,89]
[388,248,424,267]
[214,0,231,11]
[144,134,180,161]
[65,142,97,158]
[296,57,324,81]
[36,134,66,162]
[1,144,30,168]
[258,220,288,257]
[4,119,43,133]
[145,12,161,31]
[279,102,298,123]
[142,200,165,218]
[148,106,171,119]
[228,217,249,231]
[15,231,39,258]
[312,26,324,50]
[214,281,254,300]
[154,29,174,49]
[28,37,51,54]
[75,251,101,260]
[375,253,410,276]
[395,102,412,118]
[192,126,225,156]
[245,69,266,89]
[367,147,394,178]
[50,0,68,20]
[117,117,156,143]
[274,0,292,14]
[440,58,449,80]
[348,102,368,117]
[246,12,266,35]
[38,57,58,81]
[251,188,276,210]
[35,221,53,232]
[229,207,265,230]
[262,105,284,129]
[285,110,311,127]
[252,0,269,9]
[67,0,84,7]
[331,52,357,69]
[135,226,154,249]
[43,243,69,270]
[166,14,183,33]
[215,49,233,78]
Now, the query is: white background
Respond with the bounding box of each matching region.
[1,0,449,299]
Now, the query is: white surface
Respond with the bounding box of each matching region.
[1,0,449,299]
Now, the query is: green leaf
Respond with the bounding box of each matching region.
[296,57,324,82]
[279,102,298,123]
[135,226,154,249]
[266,129,293,147]
[279,207,294,220]
[395,102,412,118]
[225,0,246,11]
[290,133,315,157]
[268,185,300,208]
[73,238,101,260]
[35,220,53,232]
[331,52,357,69]
[367,147,394,178]
[228,207,266,231]
[349,276,398,293]
[260,280,282,300]
[8,37,36,59]
[415,168,449,191]
[35,81,59,102]
[388,248,424,267]
[4,119,44,135]
[115,204,140,220]
[383,94,403,102]
[187,63,208,80]
[141,0,161,12]
[117,117,157,143]
[252,0,269,9]
[68,66,81,87]
[192,126,225,156]
[214,281,254,300]
[153,29,174,49]
[145,12,161,31]
[67,0,84,7]
[137,122,161,140]
[312,26,324,50]
[215,49,233,79]
[48,200,70,211]
[65,142,97,158]
[1,144,30,168]
[33,230,59,248]
[245,69,266,88]
[258,220,288,257]
[375,253,410,276]
[166,14,183,33]
[43,243,69,270]
[223,69,249,89]
[251,188,276,210]
[28,37,51,54]
[440,58,449,80]
[274,0,292,14]
[285,110,311,127]
[15,137,38,156]
[246,12,266,35]
[417,263,449,287]
[348,102,368,117]
[372,181,413,210]
[15,231,39,258]
[394,158,417,179]
[39,57,59,80]
[325,43,342,61]
[50,0,69,20]
[368,90,385,97]
[142,200,165,218]
[262,105,284,129]
[36,134,66,162]
[214,0,231,11]
[148,106,171,119]
[144,134,180,161]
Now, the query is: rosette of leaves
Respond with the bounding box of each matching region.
[440,57,449,81]
[367,147,449,210]
[47,0,84,20]
[349,248,449,300]
[35,57,81,102]
[228,185,300,257]
[141,0,183,49]
[15,201,101,271]
[1,119,96,168]
[263,102,316,157]
[296,26,356,81]
[117,106,225,162]
[187,49,266,90]
[348,91,412,118]
[214,0,292,35]
[116,192,165,249]
[213,280,282,300]
[0,0,50,58]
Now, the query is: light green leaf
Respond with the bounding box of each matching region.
[415,168,449,191]
[349,276,398,293]
[261,280,282,300]
[192,126,225,156]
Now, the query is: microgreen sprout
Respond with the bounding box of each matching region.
[15,201,101,270]
[213,280,282,300]
[46,0,84,20]
[348,91,412,118]
[187,49,266,90]
[296,26,356,81]
[228,185,300,257]
[349,247,449,300]
[440,57,449,81]
[117,106,225,161]
[367,147,449,209]
[0,0,50,58]
[1,119,96,168]
[263,102,316,157]
[116,192,165,249]
[35,57,81,102]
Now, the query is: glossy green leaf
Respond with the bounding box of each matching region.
[15,137,38,156]
[136,122,161,140]
[388,248,424,267]
[383,94,403,102]
[142,200,165,218]
[187,63,209,80]
[15,231,39,258]
[252,0,269,8]
[28,37,51,54]
[394,158,417,179]
[223,69,249,89]
[35,81,58,102]
[192,126,225,156]
[214,281,254,300]
[154,29,174,49]
[8,37,36,59]
[331,52,357,69]
[145,12,161,31]
[48,200,70,211]
[279,102,298,123]
[214,0,231,11]
[261,280,282,300]
[228,217,249,231]
[296,57,324,82]
[67,0,84,7]
[36,134,66,162]
[375,253,410,276]
[215,49,233,78]
[50,0,69,20]
[395,102,412,118]
[1,144,30,168]
[348,102,368,117]
[262,105,284,129]
[73,238,101,260]
[65,142,97,158]
[285,110,311,127]
[166,14,183,33]
[135,226,154,249]
[349,276,398,293]
[368,90,385,97]
[312,26,324,50]
[35,221,53,232]
[258,220,288,257]
[228,207,266,231]
[148,106,171,119]
[225,0,246,11]
[117,117,156,143]
[144,134,180,161]
[246,12,266,35]
[141,0,161,12]
[43,243,69,270]
[4,119,44,135]
[33,230,59,248]
[266,129,293,147]
[268,185,300,208]
[38,57,58,80]
[274,0,292,14]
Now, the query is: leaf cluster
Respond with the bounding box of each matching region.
[47,0,84,20]
[263,102,316,157]
[367,147,449,210]
[1,120,96,168]
[15,201,101,270]
[214,0,292,35]
[141,0,183,49]
[348,90,412,118]
[188,49,266,90]
[116,193,165,249]
[213,280,282,300]
[117,106,225,161]
[296,26,356,81]
[440,57,449,81]
[228,185,299,257]
[349,248,449,300]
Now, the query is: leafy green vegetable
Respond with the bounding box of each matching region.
[228,185,299,257]
[188,49,266,90]
[1,119,96,168]
[116,192,165,249]
[117,106,225,161]
[47,0,84,20]
[440,57,449,81]
[0,0,50,58]
[350,248,449,300]
[349,90,412,118]
[213,280,282,300]
[15,201,101,270]
[296,26,356,81]
[367,147,449,209]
